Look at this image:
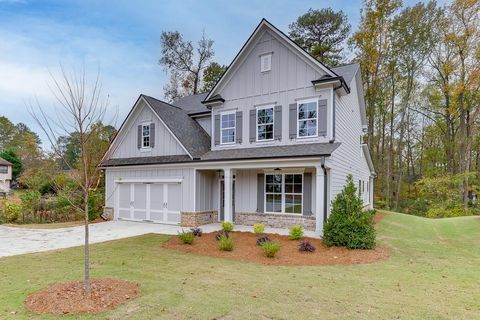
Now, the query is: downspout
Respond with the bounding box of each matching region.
[320,157,328,223]
[330,85,342,143]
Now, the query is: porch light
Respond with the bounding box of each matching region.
[274,168,281,172]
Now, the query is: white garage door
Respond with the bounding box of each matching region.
[116,181,182,224]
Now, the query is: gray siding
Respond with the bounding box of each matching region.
[211,30,334,150]
[193,115,211,136]
[105,166,195,212]
[195,170,217,211]
[111,101,187,159]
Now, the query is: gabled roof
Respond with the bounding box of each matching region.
[204,18,338,103]
[141,95,211,159]
[171,93,209,115]
[0,157,12,166]
[332,63,360,86]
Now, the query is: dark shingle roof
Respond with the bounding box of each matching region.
[142,95,211,159]
[101,142,340,167]
[200,142,340,161]
[331,63,359,85]
[0,157,12,166]
[171,93,209,115]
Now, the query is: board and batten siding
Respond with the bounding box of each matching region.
[211,30,333,150]
[328,73,372,209]
[195,170,217,211]
[111,101,187,159]
[104,166,195,212]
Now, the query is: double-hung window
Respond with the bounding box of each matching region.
[220,111,236,144]
[142,124,150,148]
[0,165,7,174]
[297,99,318,138]
[257,106,274,141]
[265,173,303,214]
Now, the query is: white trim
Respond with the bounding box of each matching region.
[256,105,275,142]
[220,110,236,145]
[205,19,336,101]
[114,178,183,184]
[297,99,318,139]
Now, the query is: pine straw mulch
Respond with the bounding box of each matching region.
[25,278,139,315]
[163,231,388,266]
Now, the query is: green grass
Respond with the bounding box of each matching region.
[1,211,479,319]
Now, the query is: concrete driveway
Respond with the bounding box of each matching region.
[0,221,189,258]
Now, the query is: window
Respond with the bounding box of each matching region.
[260,53,272,72]
[142,124,150,148]
[265,173,303,214]
[297,100,318,137]
[221,111,236,144]
[257,106,274,141]
[0,166,7,174]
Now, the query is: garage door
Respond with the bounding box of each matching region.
[116,182,182,224]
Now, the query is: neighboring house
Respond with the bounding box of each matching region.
[0,157,12,194]
[101,19,375,234]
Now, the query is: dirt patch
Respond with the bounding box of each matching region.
[163,232,388,266]
[25,278,139,315]
[374,212,386,224]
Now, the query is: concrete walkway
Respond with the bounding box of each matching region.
[0,221,318,258]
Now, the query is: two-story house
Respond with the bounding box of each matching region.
[0,157,12,194]
[100,19,375,235]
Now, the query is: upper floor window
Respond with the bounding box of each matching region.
[142,124,150,148]
[257,106,274,141]
[221,111,236,144]
[0,165,7,174]
[297,100,318,138]
[260,53,272,72]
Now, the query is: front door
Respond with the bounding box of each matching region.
[219,177,235,222]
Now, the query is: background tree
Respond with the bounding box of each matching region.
[289,8,351,66]
[0,116,17,151]
[159,31,215,101]
[29,66,110,296]
[202,62,227,92]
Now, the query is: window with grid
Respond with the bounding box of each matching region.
[284,174,302,214]
[142,124,150,148]
[297,101,318,137]
[0,166,7,174]
[265,174,282,213]
[257,107,274,141]
[265,173,303,214]
[221,112,236,144]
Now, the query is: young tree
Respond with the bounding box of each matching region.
[202,62,227,92]
[289,8,351,66]
[159,31,214,101]
[29,66,109,296]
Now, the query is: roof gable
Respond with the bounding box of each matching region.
[0,157,12,166]
[204,18,337,102]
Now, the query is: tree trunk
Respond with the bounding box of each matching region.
[84,192,90,296]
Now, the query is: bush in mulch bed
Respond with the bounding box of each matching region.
[178,230,195,244]
[221,221,234,232]
[25,278,139,315]
[298,240,316,252]
[190,227,202,237]
[260,240,281,258]
[256,236,271,246]
[218,233,234,251]
[215,230,230,241]
[253,223,265,235]
[289,225,304,240]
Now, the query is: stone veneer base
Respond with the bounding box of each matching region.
[181,211,218,227]
[234,212,316,231]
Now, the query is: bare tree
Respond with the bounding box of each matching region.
[28,66,109,296]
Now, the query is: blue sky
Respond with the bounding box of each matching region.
[0,0,444,147]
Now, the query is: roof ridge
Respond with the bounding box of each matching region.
[141,94,184,111]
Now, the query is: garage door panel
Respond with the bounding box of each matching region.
[149,210,164,221]
[133,184,147,209]
[118,184,130,208]
[134,210,147,220]
[166,212,181,223]
[118,209,130,218]
[167,184,182,212]
[150,184,164,211]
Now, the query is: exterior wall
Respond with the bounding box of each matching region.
[328,73,373,213]
[110,100,187,159]
[0,165,12,192]
[104,166,195,212]
[193,115,211,136]
[195,170,217,211]
[211,29,334,150]
[181,210,218,227]
[235,212,315,231]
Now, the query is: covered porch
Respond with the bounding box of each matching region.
[184,158,330,235]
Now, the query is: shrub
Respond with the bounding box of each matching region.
[215,230,230,241]
[323,175,376,249]
[298,240,316,252]
[221,221,234,232]
[260,240,281,258]
[1,201,22,223]
[178,230,195,245]
[253,223,265,234]
[289,225,303,240]
[256,236,271,246]
[218,233,234,251]
[190,227,202,237]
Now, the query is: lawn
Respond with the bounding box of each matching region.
[0,211,479,319]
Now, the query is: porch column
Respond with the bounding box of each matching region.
[315,164,325,236]
[223,168,233,222]
[369,176,374,209]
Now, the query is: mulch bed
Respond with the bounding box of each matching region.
[25,278,139,315]
[163,231,388,266]
[374,212,386,224]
